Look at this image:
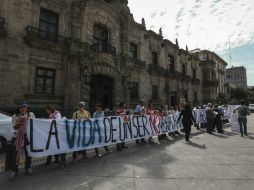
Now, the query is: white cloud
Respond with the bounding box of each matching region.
[128,0,254,52]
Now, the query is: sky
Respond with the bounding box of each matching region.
[128,0,254,86]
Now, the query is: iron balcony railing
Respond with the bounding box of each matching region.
[26,25,66,44]
[192,78,201,84]
[90,42,116,56]
[182,74,192,81]
[202,79,220,87]
[131,58,146,68]
[149,64,166,74]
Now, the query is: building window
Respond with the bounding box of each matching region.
[182,65,186,75]
[152,85,159,100]
[129,43,138,58]
[35,67,55,94]
[128,82,139,100]
[192,69,196,79]
[152,52,158,65]
[39,8,59,42]
[194,92,197,104]
[168,55,175,71]
[93,24,109,51]
[183,90,188,102]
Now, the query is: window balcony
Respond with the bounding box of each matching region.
[130,57,146,68]
[0,17,7,38]
[24,25,67,52]
[202,79,220,87]
[192,78,201,84]
[90,42,116,56]
[181,74,192,82]
[149,64,166,74]
[165,70,182,79]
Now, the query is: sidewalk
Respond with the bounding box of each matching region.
[0,114,254,190]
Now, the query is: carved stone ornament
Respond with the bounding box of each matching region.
[159,27,162,36]
[115,55,135,76]
[141,18,146,27]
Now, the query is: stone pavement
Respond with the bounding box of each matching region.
[1,114,254,190]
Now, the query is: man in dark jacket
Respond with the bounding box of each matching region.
[213,104,224,133]
[177,103,196,142]
[205,103,214,134]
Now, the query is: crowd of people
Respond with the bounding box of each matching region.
[8,99,250,179]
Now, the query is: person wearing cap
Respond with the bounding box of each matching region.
[10,101,35,178]
[72,102,91,161]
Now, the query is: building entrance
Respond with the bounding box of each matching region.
[90,75,114,110]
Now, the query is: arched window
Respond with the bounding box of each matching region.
[93,24,109,51]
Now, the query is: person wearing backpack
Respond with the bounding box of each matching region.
[234,100,250,137]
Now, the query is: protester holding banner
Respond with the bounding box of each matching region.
[135,100,146,144]
[44,105,66,167]
[72,102,91,160]
[115,102,129,150]
[158,106,168,142]
[168,106,176,136]
[234,100,250,136]
[10,101,35,178]
[205,103,214,134]
[177,103,196,142]
[93,103,112,155]
[146,104,155,143]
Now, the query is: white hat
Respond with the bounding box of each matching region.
[79,102,86,107]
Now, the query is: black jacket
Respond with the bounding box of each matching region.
[178,109,196,125]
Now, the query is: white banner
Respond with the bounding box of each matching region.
[226,105,240,132]
[26,113,184,157]
[230,114,240,132]
[192,109,207,124]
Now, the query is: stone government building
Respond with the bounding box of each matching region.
[0,0,228,116]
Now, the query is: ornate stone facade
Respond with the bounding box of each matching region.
[190,49,228,102]
[0,0,227,115]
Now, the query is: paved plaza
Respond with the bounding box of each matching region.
[0,114,254,190]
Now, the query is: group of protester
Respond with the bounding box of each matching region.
[8,99,250,179]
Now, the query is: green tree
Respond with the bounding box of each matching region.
[230,88,249,104]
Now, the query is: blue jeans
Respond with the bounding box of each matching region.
[238,117,247,135]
